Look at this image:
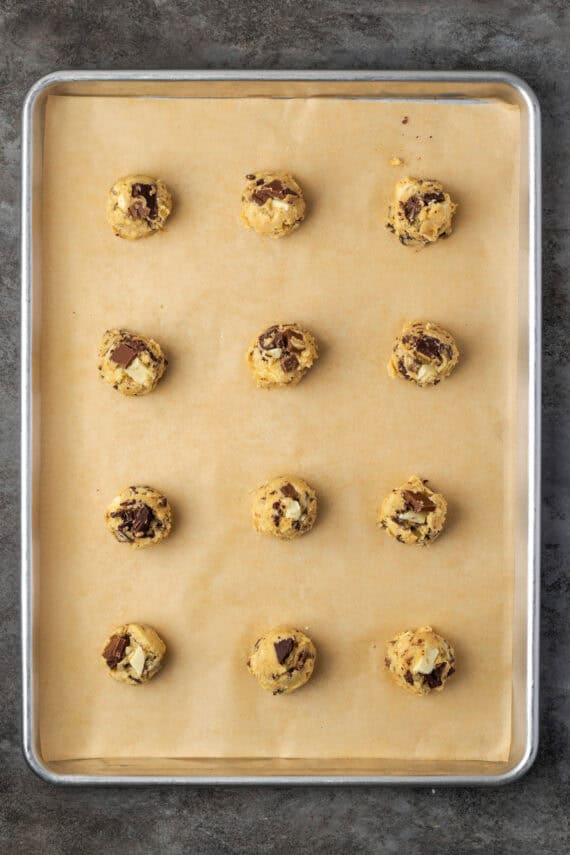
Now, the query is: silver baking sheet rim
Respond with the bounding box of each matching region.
[21,70,541,786]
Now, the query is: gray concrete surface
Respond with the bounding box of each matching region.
[0,1,568,852]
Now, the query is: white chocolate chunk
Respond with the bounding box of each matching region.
[125,357,152,385]
[129,644,146,678]
[271,199,290,210]
[267,348,283,358]
[284,500,302,520]
[398,510,427,525]
[413,645,439,675]
[417,363,438,383]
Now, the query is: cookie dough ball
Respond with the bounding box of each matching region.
[252,476,318,540]
[378,475,447,545]
[105,486,172,548]
[247,627,317,694]
[102,623,166,685]
[387,320,459,387]
[385,626,455,695]
[240,171,306,238]
[386,176,456,246]
[98,328,167,396]
[247,323,318,388]
[106,174,172,239]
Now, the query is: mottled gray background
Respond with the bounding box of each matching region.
[0,1,568,853]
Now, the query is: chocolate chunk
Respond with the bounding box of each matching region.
[401,491,436,513]
[110,342,139,368]
[280,482,300,500]
[403,194,422,223]
[448,666,455,677]
[131,183,158,219]
[128,201,150,220]
[245,174,256,180]
[274,638,295,664]
[422,191,445,205]
[397,358,410,379]
[251,178,297,205]
[102,634,129,669]
[404,670,414,685]
[280,353,299,373]
[111,503,155,537]
[414,335,443,360]
[131,504,153,535]
[424,664,445,689]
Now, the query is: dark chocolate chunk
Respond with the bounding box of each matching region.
[280,353,299,373]
[280,482,300,500]
[424,663,445,689]
[131,182,158,219]
[397,358,410,379]
[414,335,444,360]
[102,634,129,669]
[401,491,436,513]
[404,670,414,685]
[274,638,295,664]
[111,502,155,538]
[422,191,445,205]
[403,194,422,223]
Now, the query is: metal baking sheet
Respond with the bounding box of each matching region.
[21,70,541,785]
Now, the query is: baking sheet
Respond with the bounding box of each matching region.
[38,94,520,763]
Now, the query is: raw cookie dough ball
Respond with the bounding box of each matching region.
[102,623,166,685]
[386,176,456,246]
[247,627,317,694]
[240,171,306,238]
[378,475,447,545]
[106,174,172,239]
[252,475,318,540]
[247,323,318,388]
[387,320,459,387]
[105,485,172,548]
[385,626,456,695]
[98,328,167,396]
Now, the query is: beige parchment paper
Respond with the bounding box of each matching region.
[39,93,520,762]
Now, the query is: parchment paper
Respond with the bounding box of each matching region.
[39,94,520,762]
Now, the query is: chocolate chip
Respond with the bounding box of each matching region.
[274,638,295,664]
[422,191,445,205]
[403,194,422,223]
[384,657,391,668]
[245,174,256,180]
[102,634,129,669]
[401,491,436,513]
[280,353,299,373]
[404,670,414,685]
[280,482,300,500]
[402,116,409,124]
[386,222,396,233]
[131,182,158,219]
[415,335,444,360]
